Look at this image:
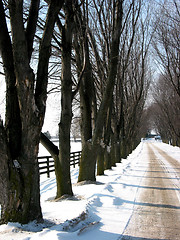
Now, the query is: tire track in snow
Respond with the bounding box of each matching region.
[151,143,180,201]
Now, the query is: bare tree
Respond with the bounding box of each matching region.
[57,0,75,197]
[153,0,180,97]
[78,0,123,182]
[40,0,83,199]
[150,0,180,146]
[0,0,64,224]
[152,74,180,145]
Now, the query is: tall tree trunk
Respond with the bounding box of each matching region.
[56,0,74,198]
[0,0,64,223]
[97,146,105,176]
[115,141,121,163]
[0,124,10,222]
[78,39,95,181]
[73,5,95,182]
[104,147,111,170]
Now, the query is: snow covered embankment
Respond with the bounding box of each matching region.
[1,141,179,240]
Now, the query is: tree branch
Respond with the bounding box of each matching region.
[25,0,40,62]
[40,132,59,158]
[35,0,64,113]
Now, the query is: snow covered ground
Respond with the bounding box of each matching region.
[0,141,179,240]
[38,140,82,156]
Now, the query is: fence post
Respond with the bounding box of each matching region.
[47,157,50,178]
[73,152,76,168]
[38,151,82,178]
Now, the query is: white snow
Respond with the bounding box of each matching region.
[38,141,82,156]
[0,141,179,240]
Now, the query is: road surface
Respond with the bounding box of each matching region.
[121,143,180,240]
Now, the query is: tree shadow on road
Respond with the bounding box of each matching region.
[119,235,170,240]
[114,198,180,210]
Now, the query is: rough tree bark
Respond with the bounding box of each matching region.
[56,0,74,198]
[0,0,64,224]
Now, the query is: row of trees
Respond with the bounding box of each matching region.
[150,75,180,145]
[0,0,153,224]
[41,0,151,197]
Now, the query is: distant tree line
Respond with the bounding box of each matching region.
[146,0,180,146]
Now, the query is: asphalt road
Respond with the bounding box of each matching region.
[121,143,180,240]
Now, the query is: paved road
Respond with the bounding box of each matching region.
[121,143,180,240]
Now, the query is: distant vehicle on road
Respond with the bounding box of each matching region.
[141,135,162,142]
[155,135,162,141]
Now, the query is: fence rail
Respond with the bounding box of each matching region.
[38,151,81,178]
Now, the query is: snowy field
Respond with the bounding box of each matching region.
[38,140,82,156]
[0,141,179,240]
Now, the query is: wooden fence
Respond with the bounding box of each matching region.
[38,151,81,178]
